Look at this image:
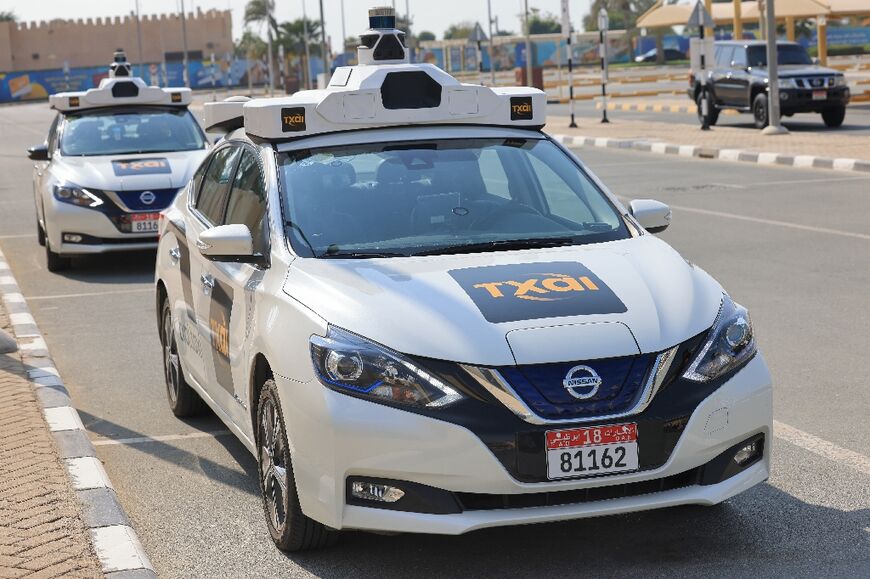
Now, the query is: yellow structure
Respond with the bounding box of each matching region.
[0,9,232,73]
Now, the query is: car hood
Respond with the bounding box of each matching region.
[284,235,723,366]
[753,64,843,78]
[52,149,208,191]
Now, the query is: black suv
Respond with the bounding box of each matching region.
[688,40,850,128]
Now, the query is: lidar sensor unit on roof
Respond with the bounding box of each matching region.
[358,6,408,66]
[110,50,132,78]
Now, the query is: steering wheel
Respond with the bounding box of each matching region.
[471,203,544,229]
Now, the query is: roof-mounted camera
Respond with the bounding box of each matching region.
[109,50,132,78]
[357,7,408,65]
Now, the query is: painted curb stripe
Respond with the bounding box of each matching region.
[0,248,154,576]
[551,133,870,175]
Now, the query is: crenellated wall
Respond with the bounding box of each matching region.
[0,8,232,73]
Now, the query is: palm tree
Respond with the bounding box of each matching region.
[277,18,322,57]
[244,0,278,40]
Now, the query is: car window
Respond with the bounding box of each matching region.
[59,106,206,157]
[731,47,747,67]
[277,138,629,257]
[47,114,60,154]
[196,146,240,225]
[747,44,813,67]
[224,148,268,255]
[716,46,734,68]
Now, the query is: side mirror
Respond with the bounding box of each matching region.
[812,57,819,65]
[629,199,671,234]
[27,144,50,161]
[196,224,256,261]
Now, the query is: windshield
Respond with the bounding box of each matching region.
[277,138,629,258]
[747,44,813,67]
[60,107,206,156]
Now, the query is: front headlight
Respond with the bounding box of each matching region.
[833,76,847,87]
[683,295,756,382]
[53,184,104,208]
[310,326,463,408]
[777,78,798,89]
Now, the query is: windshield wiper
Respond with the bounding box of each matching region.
[412,236,576,256]
[319,250,408,259]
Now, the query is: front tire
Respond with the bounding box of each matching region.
[696,90,720,126]
[752,93,769,129]
[257,380,339,552]
[160,299,204,417]
[821,106,846,128]
[44,235,70,272]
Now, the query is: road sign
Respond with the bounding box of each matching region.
[687,1,713,28]
[598,7,609,31]
[469,22,488,43]
[561,0,571,38]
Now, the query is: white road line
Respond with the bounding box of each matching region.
[668,203,870,241]
[774,420,870,477]
[92,430,233,446]
[746,175,870,187]
[25,288,153,301]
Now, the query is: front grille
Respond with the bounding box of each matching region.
[498,353,657,420]
[456,467,700,511]
[113,188,178,211]
[796,76,834,89]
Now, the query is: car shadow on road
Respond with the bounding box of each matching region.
[76,408,260,496]
[284,484,869,577]
[56,249,156,285]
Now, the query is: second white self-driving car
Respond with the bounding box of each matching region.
[28,52,208,271]
[155,7,772,552]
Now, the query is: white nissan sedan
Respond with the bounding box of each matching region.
[154,7,772,552]
[28,64,208,271]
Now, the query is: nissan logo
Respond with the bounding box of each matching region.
[139,190,156,205]
[562,365,603,400]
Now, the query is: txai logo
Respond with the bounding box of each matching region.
[473,273,599,302]
[210,311,229,358]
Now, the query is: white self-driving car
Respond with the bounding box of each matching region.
[28,54,208,271]
[155,8,772,552]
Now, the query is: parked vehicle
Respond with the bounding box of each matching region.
[688,40,850,128]
[635,48,687,63]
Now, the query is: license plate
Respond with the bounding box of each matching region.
[131,212,160,233]
[546,423,639,480]
[812,90,827,101]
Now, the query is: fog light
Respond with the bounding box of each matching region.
[63,233,83,243]
[351,481,405,503]
[733,440,761,465]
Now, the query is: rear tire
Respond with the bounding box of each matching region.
[696,91,720,126]
[257,380,339,552]
[160,299,204,417]
[44,235,70,273]
[821,106,846,128]
[752,93,769,129]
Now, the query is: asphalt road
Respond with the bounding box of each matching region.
[1,102,868,578]
[548,99,870,135]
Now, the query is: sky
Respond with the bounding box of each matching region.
[7,0,596,53]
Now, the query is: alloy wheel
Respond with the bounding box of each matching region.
[259,398,288,534]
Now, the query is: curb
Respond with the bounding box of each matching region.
[0,251,155,578]
[550,133,870,174]
[594,101,739,116]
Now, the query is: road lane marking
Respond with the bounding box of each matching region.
[746,175,870,187]
[92,430,233,446]
[774,420,870,477]
[26,288,153,301]
[668,204,870,240]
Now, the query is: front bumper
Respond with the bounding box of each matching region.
[45,198,159,255]
[278,354,773,534]
[779,86,850,112]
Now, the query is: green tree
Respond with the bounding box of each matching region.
[583,0,657,32]
[244,0,278,40]
[527,9,561,34]
[494,29,515,37]
[235,30,267,59]
[417,30,436,42]
[0,10,16,22]
[444,21,474,40]
[276,18,322,57]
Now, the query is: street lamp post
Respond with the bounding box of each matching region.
[135,0,144,79]
[561,0,576,127]
[302,0,311,90]
[598,7,609,124]
[180,0,190,88]
[487,0,496,85]
[524,0,533,89]
[762,0,788,134]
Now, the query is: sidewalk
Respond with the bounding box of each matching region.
[0,310,102,577]
[0,250,154,578]
[548,115,870,173]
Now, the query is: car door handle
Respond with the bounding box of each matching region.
[168,247,181,265]
[200,273,215,294]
